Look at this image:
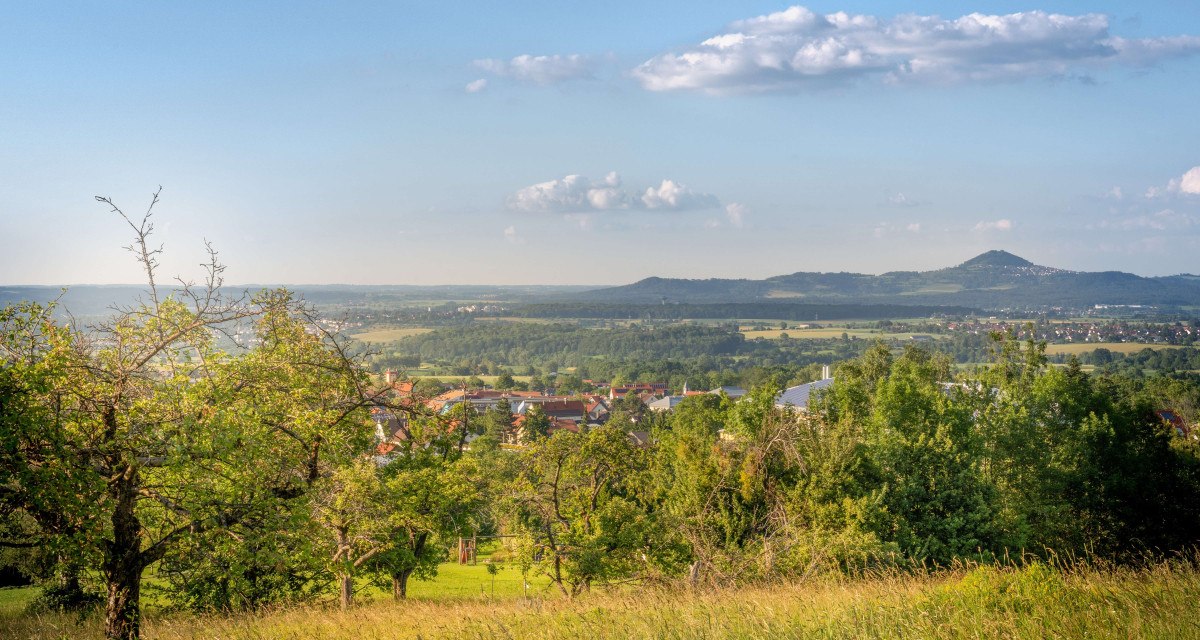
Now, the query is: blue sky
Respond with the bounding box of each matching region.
[2,2,1199,285]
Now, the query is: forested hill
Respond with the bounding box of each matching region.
[575,250,1200,310]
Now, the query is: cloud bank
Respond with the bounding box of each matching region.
[508,172,720,213]
[632,6,1200,94]
[475,54,594,85]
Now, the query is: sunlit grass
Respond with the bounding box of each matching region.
[6,561,1199,639]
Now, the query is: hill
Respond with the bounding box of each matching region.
[577,251,1200,310]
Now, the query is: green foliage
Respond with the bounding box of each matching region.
[507,426,668,597]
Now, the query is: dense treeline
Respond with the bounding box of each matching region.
[1082,346,1200,374]
[396,322,745,364]
[512,302,978,321]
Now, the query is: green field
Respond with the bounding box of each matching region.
[5,562,1198,639]
[350,327,433,342]
[1043,342,1182,355]
[741,327,934,341]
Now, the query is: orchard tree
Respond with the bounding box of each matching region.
[0,190,375,639]
[372,444,481,599]
[507,425,664,598]
[314,460,388,609]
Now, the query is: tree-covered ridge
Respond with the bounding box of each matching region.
[578,251,1200,309]
[512,302,977,320]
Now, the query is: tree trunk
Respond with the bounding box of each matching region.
[104,466,144,640]
[392,568,413,600]
[338,571,353,609]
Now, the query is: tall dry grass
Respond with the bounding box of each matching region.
[8,560,1200,639]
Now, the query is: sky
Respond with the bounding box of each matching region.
[2,1,1199,286]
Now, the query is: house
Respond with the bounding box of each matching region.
[646,395,687,412]
[708,386,748,399]
[536,399,587,422]
[774,378,834,411]
[627,431,652,447]
[609,383,668,399]
[1156,409,1192,437]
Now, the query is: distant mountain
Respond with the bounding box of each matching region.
[578,251,1200,310]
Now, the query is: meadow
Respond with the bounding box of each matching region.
[348,327,433,343]
[4,561,1198,639]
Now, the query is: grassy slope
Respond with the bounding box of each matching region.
[5,562,1200,639]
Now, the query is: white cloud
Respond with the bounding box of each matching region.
[632,6,1200,94]
[475,54,594,85]
[725,202,748,227]
[508,172,719,213]
[906,222,922,233]
[1172,166,1200,195]
[1146,166,1200,198]
[974,219,1014,232]
[1106,186,1123,200]
[887,192,922,207]
[465,78,488,93]
[641,179,720,210]
[503,225,524,244]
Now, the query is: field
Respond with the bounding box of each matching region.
[740,326,933,341]
[349,327,433,342]
[4,562,1199,639]
[1043,342,1183,355]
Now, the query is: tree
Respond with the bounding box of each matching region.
[0,191,372,639]
[520,404,552,443]
[314,460,387,609]
[372,450,480,599]
[507,426,661,598]
[494,372,515,390]
[474,398,514,453]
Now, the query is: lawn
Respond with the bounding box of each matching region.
[0,586,36,617]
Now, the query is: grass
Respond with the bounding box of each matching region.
[348,327,433,342]
[0,587,36,617]
[5,561,1200,639]
[1043,342,1183,355]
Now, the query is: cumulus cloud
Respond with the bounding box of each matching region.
[1170,166,1200,195]
[632,6,1200,93]
[475,54,594,85]
[503,225,524,244]
[641,179,721,210]
[973,219,1014,232]
[1145,166,1200,198]
[465,78,488,93]
[508,172,720,213]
